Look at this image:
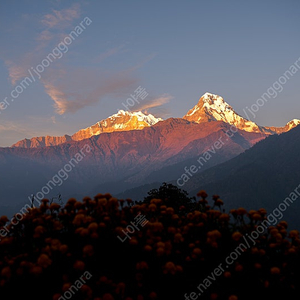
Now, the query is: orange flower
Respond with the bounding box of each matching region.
[30,266,43,275]
[73,260,85,271]
[156,241,165,248]
[254,263,261,269]
[219,213,230,222]
[207,230,221,238]
[49,203,60,211]
[166,207,174,215]
[0,216,9,224]
[230,209,237,216]
[176,265,183,272]
[252,214,262,221]
[228,296,238,300]
[207,210,222,218]
[289,230,299,239]
[258,208,267,215]
[136,261,148,270]
[53,221,63,231]
[192,248,202,256]
[148,204,157,211]
[80,228,89,237]
[144,245,152,252]
[88,222,98,232]
[163,262,176,275]
[72,214,85,226]
[59,245,68,254]
[174,233,184,243]
[167,226,177,234]
[37,254,52,268]
[232,232,243,242]
[149,292,157,299]
[129,237,138,246]
[270,267,280,275]
[81,285,92,297]
[34,225,46,235]
[116,282,126,295]
[197,190,208,199]
[236,208,247,215]
[51,239,61,251]
[259,249,266,256]
[215,199,224,206]
[288,247,296,254]
[67,198,77,205]
[156,247,165,256]
[83,245,94,256]
[62,283,71,291]
[278,221,288,229]
[235,264,243,272]
[1,266,11,279]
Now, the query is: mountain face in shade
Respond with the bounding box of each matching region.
[11,110,162,148]
[0,119,267,217]
[181,125,300,228]
[183,92,300,134]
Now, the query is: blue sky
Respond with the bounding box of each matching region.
[0,0,299,147]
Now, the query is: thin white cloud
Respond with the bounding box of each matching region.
[94,44,126,63]
[134,94,173,112]
[4,3,81,85]
[0,121,36,136]
[42,68,138,115]
[41,3,81,29]
[5,60,29,85]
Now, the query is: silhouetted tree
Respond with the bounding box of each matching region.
[144,182,195,213]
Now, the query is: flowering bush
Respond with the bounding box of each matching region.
[0,192,299,300]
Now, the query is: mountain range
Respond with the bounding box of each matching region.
[12,110,162,148]
[11,92,300,148]
[1,92,299,223]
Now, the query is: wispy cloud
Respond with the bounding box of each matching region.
[42,68,137,115]
[94,44,126,63]
[5,60,29,85]
[0,121,37,136]
[134,94,173,113]
[0,119,60,147]
[4,3,81,85]
[128,53,157,72]
[41,3,81,29]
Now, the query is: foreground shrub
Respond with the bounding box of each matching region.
[0,192,299,300]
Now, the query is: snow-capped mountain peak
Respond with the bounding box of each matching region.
[184,92,300,135]
[183,92,261,133]
[110,110,162,126]
[71,110,162,141]
[12,110,163,148]
[286,119,300,130]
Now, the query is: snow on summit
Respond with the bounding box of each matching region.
[184,92,261,133]
[183,92,300,134]
[112,110,162,126]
